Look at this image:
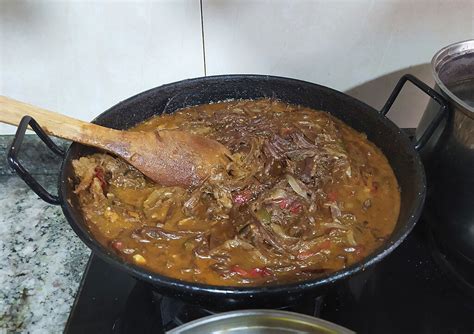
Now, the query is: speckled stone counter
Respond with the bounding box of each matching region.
[0,136,90,333]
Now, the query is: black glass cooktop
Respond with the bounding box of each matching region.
[64,217,473,334]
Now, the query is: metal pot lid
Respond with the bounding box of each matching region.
[167,309,354,334]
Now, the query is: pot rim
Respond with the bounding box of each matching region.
[167,309,355,333]
[431,39,474,116]
[59,74,425,297]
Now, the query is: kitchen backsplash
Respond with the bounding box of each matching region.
[1,0,472,134]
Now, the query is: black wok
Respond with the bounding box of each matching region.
[8,74,447,310]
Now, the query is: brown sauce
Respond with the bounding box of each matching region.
[72,99,400,286]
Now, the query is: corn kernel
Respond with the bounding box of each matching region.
[133,254,146,264]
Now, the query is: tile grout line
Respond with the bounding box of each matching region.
[199,0,207,76]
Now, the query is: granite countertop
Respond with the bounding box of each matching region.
[0,136,90,333]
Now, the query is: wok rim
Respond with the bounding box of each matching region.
[59,74,426,297]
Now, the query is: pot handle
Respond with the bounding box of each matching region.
[7,116,65,205]
[380,74,448,151]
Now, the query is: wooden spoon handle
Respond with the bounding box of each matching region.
[0,95,120,150]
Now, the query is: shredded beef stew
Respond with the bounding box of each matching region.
[72,99,400,286]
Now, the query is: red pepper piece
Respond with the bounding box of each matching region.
[111,240,124,251]
[371,181,379,194]
[248,267,272,277]
[231,265,249,276]
[233,190,252,204]
[289,202,302,214]
[231,265,271,278]
[278,199,301,214]
[297,240,332,260]
[94,167,107,189]
[297,251,311,260]
[279,199,290,209]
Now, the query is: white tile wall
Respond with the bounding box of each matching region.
[0,0,204,134]
[1,0,473,134]
[203,0,473,89]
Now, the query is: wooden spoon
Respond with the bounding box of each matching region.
[0,96,230,187]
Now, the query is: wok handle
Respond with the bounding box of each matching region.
[380,74,448,151]
[7,116,65,205]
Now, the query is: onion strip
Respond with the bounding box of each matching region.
[346,229,357,246]
[286,174,309,200]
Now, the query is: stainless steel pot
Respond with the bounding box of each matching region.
[417,40,474,288]
[167,310,354,334]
